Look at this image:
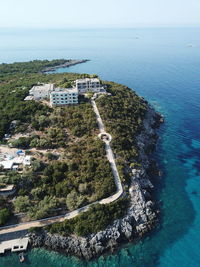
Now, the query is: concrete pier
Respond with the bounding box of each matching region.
[0,237,29,254]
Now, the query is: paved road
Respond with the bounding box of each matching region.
[0,99,123,235]
[91,100,123,198]
[91,99,105,133]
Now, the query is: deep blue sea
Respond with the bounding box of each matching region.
[0,27,200,267]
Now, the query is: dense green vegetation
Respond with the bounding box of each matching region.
[0,62,98,140]
[0,60,148,234]
[13,138,113,216]
[96,82,147,162]
[1,137,115,220]
[49,198,128,236]
[0,197,11,226]
[0,60,116,221]
[0,208,10,226]
[0,59,67,75]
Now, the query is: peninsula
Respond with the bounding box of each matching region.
[0,60,163,259]
[41,59,89,73]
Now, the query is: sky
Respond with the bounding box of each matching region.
[0,0,200,28]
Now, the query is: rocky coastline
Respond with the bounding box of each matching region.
[29,105,163,260]
[42,59,89,73]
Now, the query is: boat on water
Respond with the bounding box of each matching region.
[19,252,25,263]
[186,43,194,47]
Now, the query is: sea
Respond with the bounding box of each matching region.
[0,27,200,267]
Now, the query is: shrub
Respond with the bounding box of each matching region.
[14,196,31,212]
[11,137,32,149]
[49,198,128,236]
[0,208,11,226]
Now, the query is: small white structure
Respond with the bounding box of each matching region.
[0,237,29,254]
[29,83,54,100]
[10,120,18,130]
[0,161,14,170]
[23,155,31,166]
[0,152,32,171]
[24,95,34,101]
[3,134,11,140]
[50,87,78,106]
[12,165,19,170]
[75,78,104,93]
[13,156,24,165]
[0,184,16,196]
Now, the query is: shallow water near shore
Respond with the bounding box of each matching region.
[0,27,200,266]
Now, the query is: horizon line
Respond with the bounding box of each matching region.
[0,25,200,30]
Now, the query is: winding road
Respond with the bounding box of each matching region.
[0,98,123,235]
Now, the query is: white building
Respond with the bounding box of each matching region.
[25,78,106,105]
[0,161,14,170]
[50,87,78,106]
[0,152,32,171]
[75,78,104,93]
[23,155,31,166]
[29,83,54,100]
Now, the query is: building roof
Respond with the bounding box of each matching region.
[75,78,100,83]
[0,237,29,254]
[29,83,54,93]
[11,120,17,124]
[23,155,31,166]
[24,96,34,101]
[0,160,14,169]
[0,184,15,192]
[90,78,100,82]
[51,87,78,94]
[12,165,19,170]
[14,156,24,164]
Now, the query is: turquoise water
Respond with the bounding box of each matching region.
[0,27,200,266]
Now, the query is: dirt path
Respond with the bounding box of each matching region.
[0,99,123,235]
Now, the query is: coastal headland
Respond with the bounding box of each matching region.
[41,59,89,73]
[0,60,163,259]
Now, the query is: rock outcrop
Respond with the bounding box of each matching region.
[29,105,163,260]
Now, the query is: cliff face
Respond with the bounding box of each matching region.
[29,105,163,260]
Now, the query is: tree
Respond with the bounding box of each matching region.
[37,115,50,129]
[11,137,31,149]
[37,138,52,149]
[14,196,30,212]
[63,82,72,88]
[31,187,46,200]
[90,74,98,78]
[31,159,45,172]
[78,183,88,194]
[28,196,57,219]
[45,152,58,160]
[30,138,39,148]
[66,190,78,211]
[0,208,10,226]
[66,190,86,211]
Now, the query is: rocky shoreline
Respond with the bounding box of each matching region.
[29,105,163,260]
[42,59,89,73]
